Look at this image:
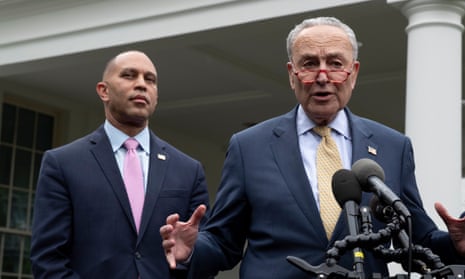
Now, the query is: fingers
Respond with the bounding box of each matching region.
[160,213,178,239]
[187,204,207,227]
[166,250,177,269]
[435,202,450,218]
[161,236,177,269]
[166,213,180,226]
[160,214,178,269]
[434,202,449,222]
[159,206,205,269]
[434,202,464,226]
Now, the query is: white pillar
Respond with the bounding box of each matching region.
[402,0,465,228]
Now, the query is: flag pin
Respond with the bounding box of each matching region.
[157,154,166,160]
[368,146,377,156]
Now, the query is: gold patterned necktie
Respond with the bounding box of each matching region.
[313,125,342,239]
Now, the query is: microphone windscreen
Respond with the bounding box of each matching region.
[351,158,385,190]
[331,169,362,208]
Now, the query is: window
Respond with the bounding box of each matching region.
[0,101,55,279]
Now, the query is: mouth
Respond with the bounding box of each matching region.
[131,95,149,104]
[312,91,333,100]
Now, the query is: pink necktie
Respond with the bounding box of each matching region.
[123,138,145,233]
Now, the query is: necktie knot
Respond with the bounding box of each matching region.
[124,138,139,151]
[313,125,331,138]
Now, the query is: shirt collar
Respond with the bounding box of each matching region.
[104,120,150,154]
[296,105,350,139]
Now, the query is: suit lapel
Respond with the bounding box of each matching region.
[89,127,136,231]
[331,109,379,240]
[348,110,378,164]
[137,132,167,241]
[270,109,328,244]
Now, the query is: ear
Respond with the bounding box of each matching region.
[349,61,360,90]
[96,81,109,101]
[287,62,296,90]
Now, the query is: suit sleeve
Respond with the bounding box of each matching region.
[189,134,248,278]
[30,151,80,279]
[400,137,465,265]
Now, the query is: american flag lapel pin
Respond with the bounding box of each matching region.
[157,153,166,160]
[368,146,377,156]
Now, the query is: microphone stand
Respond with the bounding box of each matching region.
[287,201,465,279]
[345,202,365,279]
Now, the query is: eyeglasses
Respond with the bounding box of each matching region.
[293,66,352,85]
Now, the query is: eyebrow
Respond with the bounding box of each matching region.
[297,52,350,64]
[120,67,157,77]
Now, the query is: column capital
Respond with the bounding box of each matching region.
[396,0,465,32]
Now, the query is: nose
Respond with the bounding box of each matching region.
[315,69,330,84]
[134,75,148,91]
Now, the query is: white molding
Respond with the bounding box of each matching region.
[0,0,368,66]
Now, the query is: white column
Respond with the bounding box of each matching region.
[402,0,465,227]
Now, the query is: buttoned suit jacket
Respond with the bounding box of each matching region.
[190,106,462,279]
[31,125,209,279]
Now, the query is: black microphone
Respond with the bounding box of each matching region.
[331,169,364,277]
[352,158,411,218]
[369,196,429,275]
[369,195,410,248]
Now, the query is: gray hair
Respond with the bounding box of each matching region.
[286,17,359,61]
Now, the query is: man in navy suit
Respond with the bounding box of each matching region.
[160,17,465,278]
[31,50,210,278]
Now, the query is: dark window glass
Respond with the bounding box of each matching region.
[1,103,16,144]
[36,113,54,151]
[22,236,32,274]
[33,152,43,190]
[13,149,32,189]
[0,102,55,279]
[0,188,8,227]
[16,108,35,148]
[2,234,20,273]
[11,190,28,230]
[0,145,12,185]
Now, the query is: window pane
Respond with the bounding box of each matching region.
[13,149,32,189]
[30,192,35,228]
[16,108,35,148]
[0,145,12,185]
[1,103,16,144]
[33,152,43,190]
[22,236,32,274]
[0,102,53,279]
[0,188,8,227]
[2,234,20,273]
[11,190,29,230]
[36,113,54,151]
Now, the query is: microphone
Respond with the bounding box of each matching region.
[351,158,411,218]
[369,195,410,248]
[369,195,428,275]
[331,169,364,277]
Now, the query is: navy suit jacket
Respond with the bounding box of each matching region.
[31,125,209,279]
[190,107,462,279]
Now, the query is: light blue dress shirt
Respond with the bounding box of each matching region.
[104,120,150,191]
[296,105,352,209]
